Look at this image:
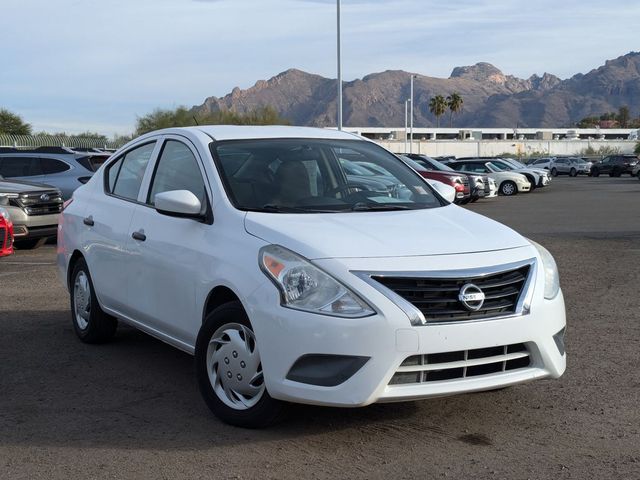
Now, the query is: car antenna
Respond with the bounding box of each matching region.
[192,115,200,126]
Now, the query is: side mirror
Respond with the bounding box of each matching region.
[428,180,456,203]
[155,190,203,219]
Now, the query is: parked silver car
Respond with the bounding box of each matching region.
[0,147,110,199]
[550,157,591,177]
[0,176,63,249]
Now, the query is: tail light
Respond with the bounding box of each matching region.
[452,177,465,192]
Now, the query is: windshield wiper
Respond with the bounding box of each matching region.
[351,202,415,211]
[259,204,341,213]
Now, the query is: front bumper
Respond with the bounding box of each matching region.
[517,181,531,192]
[3,208,59,239]
[247,249,566,407]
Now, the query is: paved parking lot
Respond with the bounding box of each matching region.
[1,177,639,479]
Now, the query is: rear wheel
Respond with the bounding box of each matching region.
[569,168,577,177]
[499,181,517,196]
[196,301,285,428]
[70,258,118,343]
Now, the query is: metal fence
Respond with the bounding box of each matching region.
[0,134,123,149]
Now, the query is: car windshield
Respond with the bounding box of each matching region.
[486,162,505,172]
[415,156,455,172]
[212,139,444,212]
[508,159,527,168]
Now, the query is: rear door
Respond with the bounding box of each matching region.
[40,157,74,199]
[82,141,159,314]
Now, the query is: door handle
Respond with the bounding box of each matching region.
[131,230,146,242]
[83,216,94,226]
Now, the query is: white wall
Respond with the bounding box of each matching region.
[375,139,637,157]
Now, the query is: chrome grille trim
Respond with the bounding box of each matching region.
[353,258,537,326]
[389,343,531,385]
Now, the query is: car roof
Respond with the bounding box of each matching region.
[146,125,364,142]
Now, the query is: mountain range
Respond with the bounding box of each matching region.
[193,52,640,128]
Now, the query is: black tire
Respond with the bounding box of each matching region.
[13,237,46,250]
[499,180,517,196]
[611,167,622,177]
[70,257,118,343]
[470,196,479,203]
[591,168,600,177]
[195,301,285,428]
[550,167,558,177]
[569,168,577,177]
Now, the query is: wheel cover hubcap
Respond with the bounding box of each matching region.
[206,323,265,410]
[73,271,91,330]
[504,184,515,194]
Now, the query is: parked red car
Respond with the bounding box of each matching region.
[0,207,14,257]
[399,156,471,204]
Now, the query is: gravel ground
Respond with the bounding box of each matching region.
[1,176,639,479]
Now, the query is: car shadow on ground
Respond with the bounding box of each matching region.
[0,309,544,450]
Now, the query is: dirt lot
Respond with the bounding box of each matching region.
[1,177,639,479]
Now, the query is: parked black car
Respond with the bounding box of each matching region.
[590,155,639,177]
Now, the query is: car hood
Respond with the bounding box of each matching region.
[488,171,527,182]
[0,179,59,194]
[244,205,530,259]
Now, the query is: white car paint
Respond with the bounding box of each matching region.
[58,126,566,417]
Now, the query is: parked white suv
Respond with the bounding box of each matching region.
[58,126,566,427]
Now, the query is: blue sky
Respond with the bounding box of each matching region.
[1,0,638,135]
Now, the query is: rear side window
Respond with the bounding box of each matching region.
[147,140,206,205]
[41,158,70,174]
[106,142,155,201]
[76,155,109,172]
[0,157,42,177]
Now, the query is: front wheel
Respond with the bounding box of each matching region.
[70,258,118,343]
[499,181,517,196]
[195,301,285,428]
[569,168,577,177]
[591,168,600,177]
[550,167,558,177]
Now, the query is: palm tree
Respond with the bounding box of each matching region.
[429,95,447,128]
[446,92,463,127]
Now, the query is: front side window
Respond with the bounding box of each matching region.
[212,139,443,212]
[148,140,206,206]
[106,142,155,201]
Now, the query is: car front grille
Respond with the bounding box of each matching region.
[12,190,63,216]
[371,264,532,323]
[389,343,531,385]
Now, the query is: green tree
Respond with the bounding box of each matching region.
[135,105,289,135]
[428,95,447,128]
[446,92,463,128]
[577,116,600,128]
[0,108,32,135]
[617,106,630,127]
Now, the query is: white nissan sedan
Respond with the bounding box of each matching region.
[58,126,566,428]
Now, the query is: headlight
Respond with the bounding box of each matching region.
[260,245,375,318]
[530,240,560,299]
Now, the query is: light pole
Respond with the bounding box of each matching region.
[409,74,416,153]
[337,0,342,130]
[404,99,410,153]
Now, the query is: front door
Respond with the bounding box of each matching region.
[127,137,211,347]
